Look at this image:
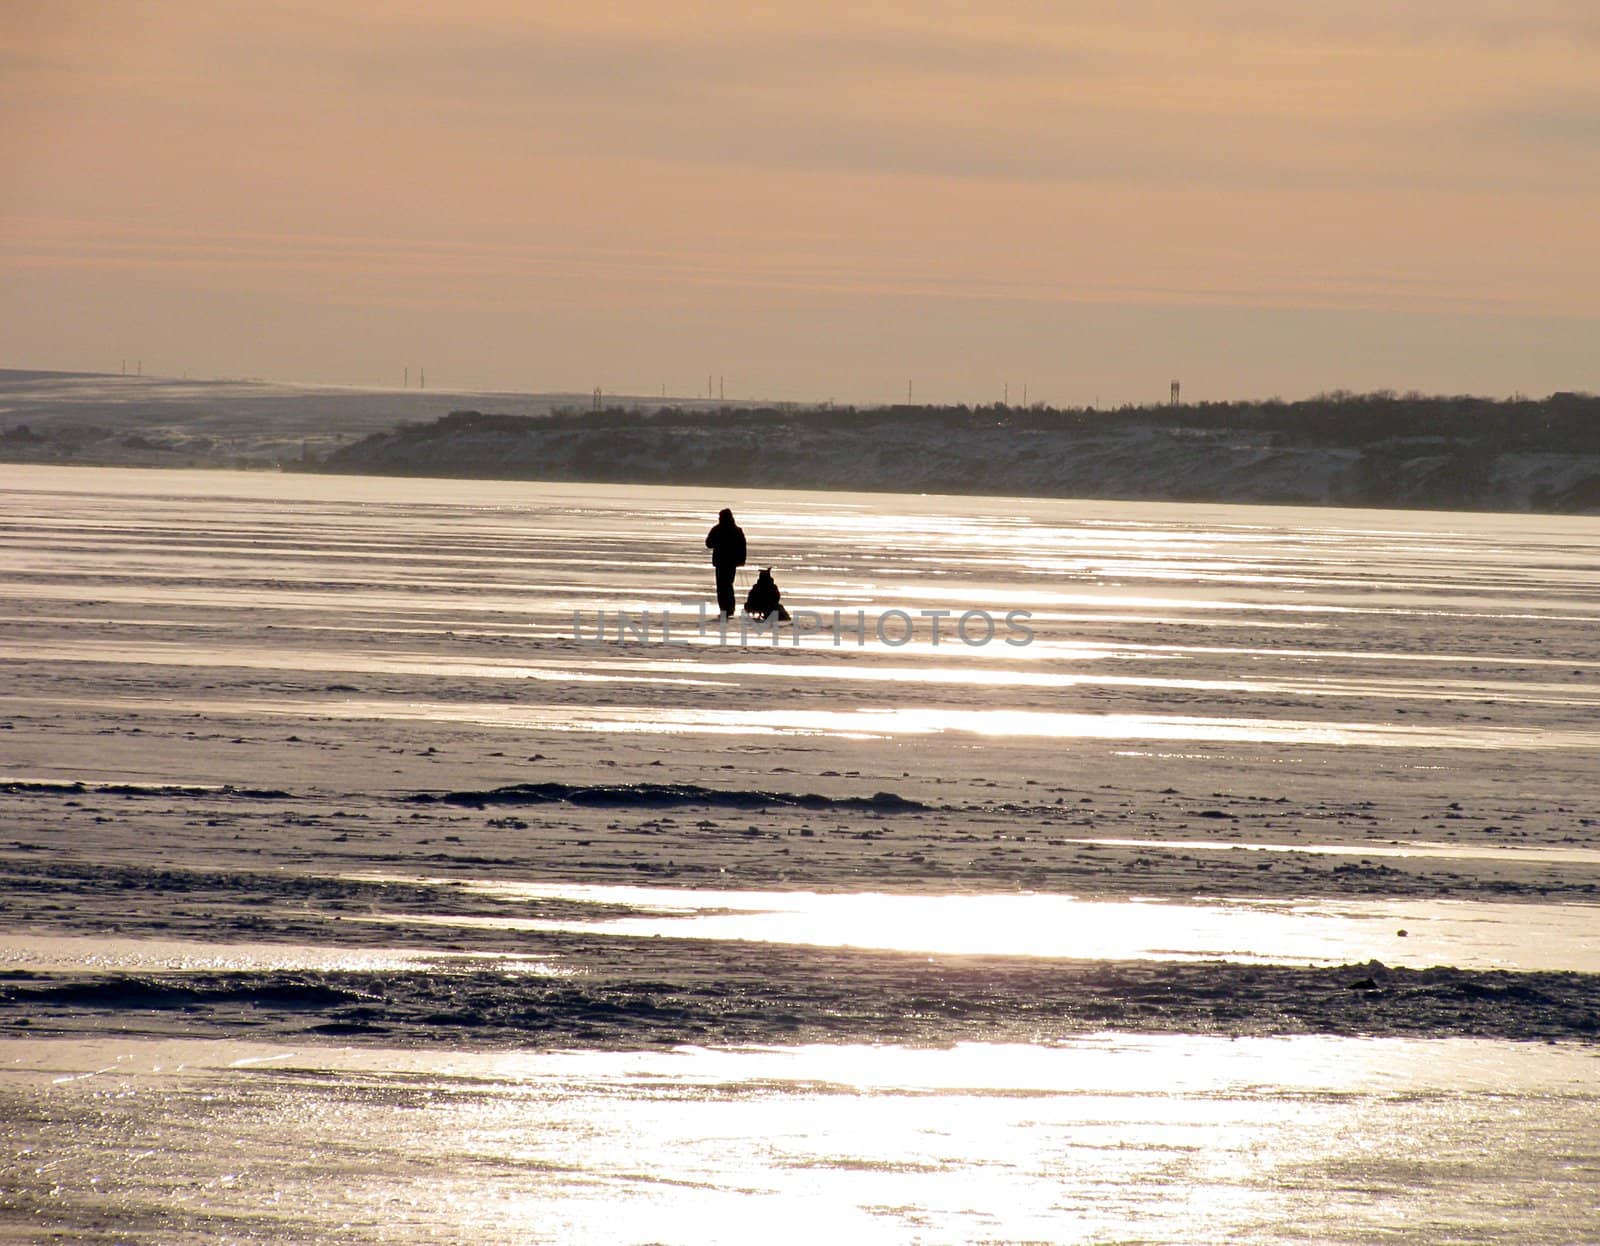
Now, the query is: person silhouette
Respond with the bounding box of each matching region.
[704,508,747,617]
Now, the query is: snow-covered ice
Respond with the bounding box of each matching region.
[3,464,1599,1242]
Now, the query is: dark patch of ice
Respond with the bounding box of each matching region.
[0,780,292,800]
[0,973,370,1011]
[407,783,933,813]
[5,958,1600,1046]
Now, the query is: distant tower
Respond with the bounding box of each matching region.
[719,375,725,401]
[1003,382,1009,407]
[404,366,409,389]
[1170,380,1180,406]
[592,386,602,412]
[420,368,425,391]
[908,379,913,403]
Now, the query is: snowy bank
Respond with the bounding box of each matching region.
[310,394,1600,513]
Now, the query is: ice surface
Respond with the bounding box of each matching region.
[3,464,1599,1242]
[3,1034,1599,1245]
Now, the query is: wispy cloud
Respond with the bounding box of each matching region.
[1496,106,1600,146]
[139,2,1594,195]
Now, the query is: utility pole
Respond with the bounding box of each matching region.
[592,386,602,411]
[1003,382,1009,407]
[719,375,724,401]
[404,366,408,389]
[1170,380,1180,406]
[420,368,426,391]
[907,379,913,404]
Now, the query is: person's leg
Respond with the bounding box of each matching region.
[716,566,736,616]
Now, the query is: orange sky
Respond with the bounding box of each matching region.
[3,0,1597,403]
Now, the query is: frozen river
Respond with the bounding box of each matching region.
[3,464,1600,1242]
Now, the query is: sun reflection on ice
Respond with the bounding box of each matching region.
[7,1035,1597,1245]
[347,879,1600,973]
[0,935,574,976]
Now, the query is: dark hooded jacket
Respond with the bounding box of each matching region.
[705,510,747,568]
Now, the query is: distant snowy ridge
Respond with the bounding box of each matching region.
[7,369,1598,513]
[310,397,1600,513]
